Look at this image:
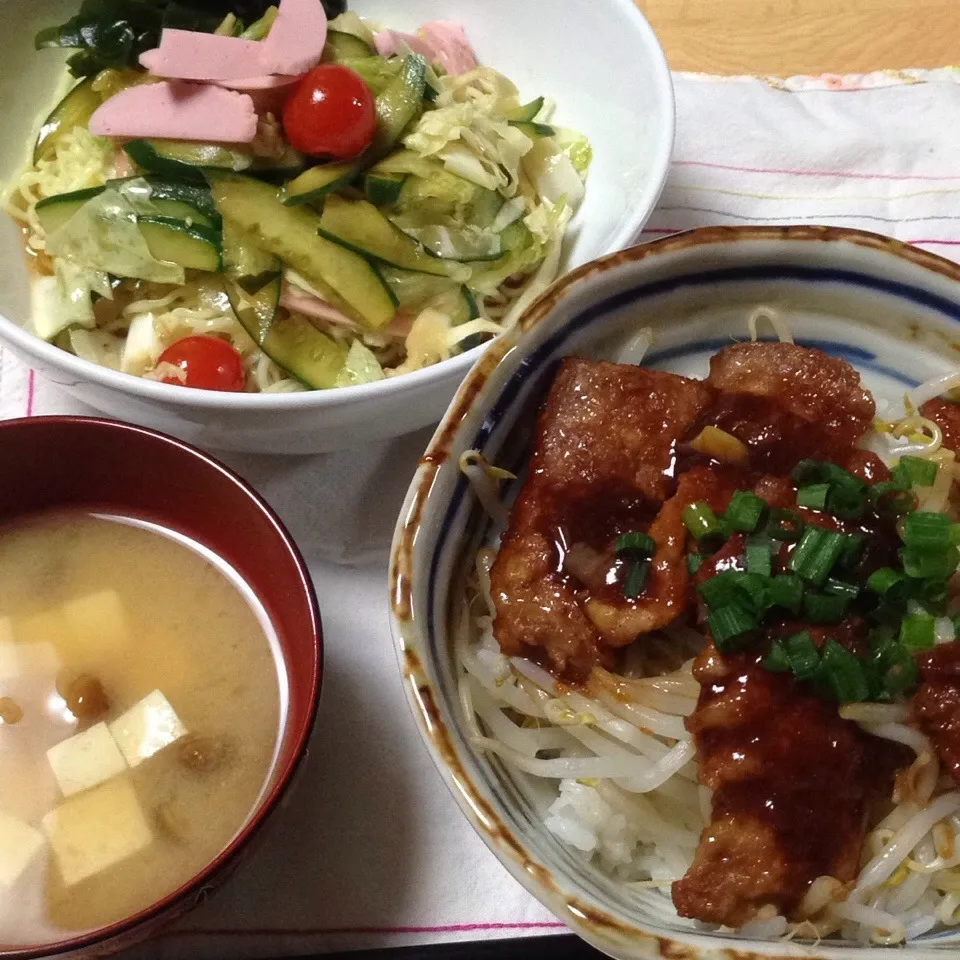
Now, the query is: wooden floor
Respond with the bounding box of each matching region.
[635,0,960,76]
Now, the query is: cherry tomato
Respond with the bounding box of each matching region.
[282,64,376,160]
[158,336,246,392]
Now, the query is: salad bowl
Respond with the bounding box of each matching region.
[0,0,673,454]
[389,225,960,960]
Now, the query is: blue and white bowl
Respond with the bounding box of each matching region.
[389,226,960,960]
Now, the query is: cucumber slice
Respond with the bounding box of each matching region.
[35,186,107,236]
[379,267,459,311]
[509,121,555,138]
[223,219,281,281]
[503,97,544,123]
[225,272,348,388]
[255,312,347,388]
[338,56,402,96]
[208,173,396,329]
[138,217,223,272]
[318,195,448,276]
[322,30,374,62]
[365,172,407,206]
[124,140,307,183]
[224,271,281,347]
[370,54,427,161]
[370,150,443,180]
[282,162,357,206]
[35,179,219,235]
[34,78,101,164]
[413,224,502,262]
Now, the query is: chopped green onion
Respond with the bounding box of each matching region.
[785,631,821,680]
[682,502,721,540]
[622,561,649,599]
[802,592,849,624]
[903,512,952,551]
[724,490,767,533]
[789,527,849,584]
[825,578,859,599]
[797,484,830,509]
[816,639,870,703]
[902,545,960,580]
[698,571,742,609]
[746,540,772,577]
[900,613,936,651]
[769,573,804,613]
[867,567,904,595]
[893,455,938,488]
[615,531,655,559]
[838,533,864,571]
[687,553,704,574]
[951,524,960,546]
[699,570,771,615]
[763,640,791,673]
[917,579,949,615]
[708,605,758,651]
[767,508,805,542]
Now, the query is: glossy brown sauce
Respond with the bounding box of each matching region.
[913,643,960,784]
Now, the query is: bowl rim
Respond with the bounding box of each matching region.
[0,0,674,413]
[388,225,960,960]
[0,414,323,959]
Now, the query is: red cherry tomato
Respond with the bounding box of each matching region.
[158,336,246,392]
[282,64,376,160]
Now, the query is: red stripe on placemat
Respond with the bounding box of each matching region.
[25,369,35,417]
[673,159,960,182]
[159,921,567,939]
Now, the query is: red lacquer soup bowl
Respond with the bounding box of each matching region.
[0,415,321,958]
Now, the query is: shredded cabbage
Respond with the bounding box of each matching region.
[334,340,385,387]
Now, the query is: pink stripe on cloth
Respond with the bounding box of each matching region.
[161,921,567,939]
[25,369,35,417]
[674,159,960,182]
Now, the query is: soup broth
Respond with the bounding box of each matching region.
[0,511,282,946]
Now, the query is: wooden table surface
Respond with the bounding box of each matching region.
[635,0,960,76]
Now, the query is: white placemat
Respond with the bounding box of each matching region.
[5,68,960,956]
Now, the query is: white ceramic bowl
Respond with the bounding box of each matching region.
[0,0,674,453]
[389,226,960,960]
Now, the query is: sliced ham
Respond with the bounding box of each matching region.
[374,29,434,61]
[140,30,262,80]
[281,282,358,329]
[418,22,477,75]
[216,74,300,90]
[259,0,327,76]
[89,81,257,143]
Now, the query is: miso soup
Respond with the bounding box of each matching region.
[0,511,284,947]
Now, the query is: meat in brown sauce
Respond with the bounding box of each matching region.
[912,642,960,785]
[491,342,912,926]
[674,643,896,926]
[490,358,714,679]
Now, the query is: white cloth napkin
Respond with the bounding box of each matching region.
[5,69,960,957]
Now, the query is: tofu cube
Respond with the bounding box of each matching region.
[109,690,187,768]
[62,590,127,656]
[14,609,67,647]
[47,722,127,797]
[43,777,152,886]
[0,810,45,887]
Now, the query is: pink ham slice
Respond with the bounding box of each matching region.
[374,29,434,61]
[259,0,327,76]
[280,281,358,329]
[89,81,257,143]
[418,22,477,75]
[139,31,262,80]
